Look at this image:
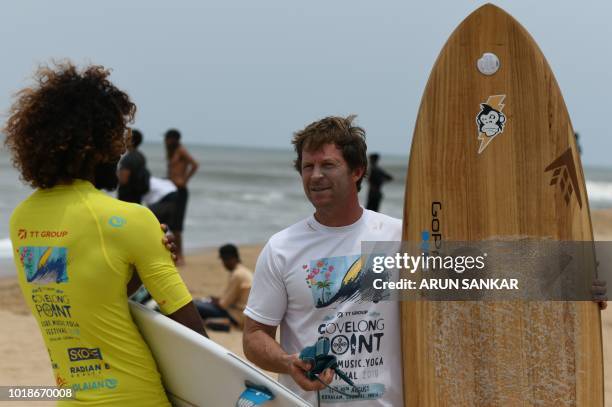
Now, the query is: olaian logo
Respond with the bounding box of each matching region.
[108,216,126,228]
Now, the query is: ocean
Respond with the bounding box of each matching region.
[1,143,612,274]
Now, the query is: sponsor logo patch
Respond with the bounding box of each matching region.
[68,347,103,362]
[108,216,127,228]
[476,95,507,154]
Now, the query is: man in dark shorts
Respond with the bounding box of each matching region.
[118,129,150,203]
[165,129,199,265]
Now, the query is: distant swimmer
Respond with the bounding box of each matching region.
[5,62,206,406]
[164,129,199,265]
[366,153,393,212]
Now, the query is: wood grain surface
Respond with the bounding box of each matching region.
[401,4,603,406]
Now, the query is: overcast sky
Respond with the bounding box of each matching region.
[1,1,611,166]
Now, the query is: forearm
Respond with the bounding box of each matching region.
[186,164,198,181]
[243,329,291,374]
[169,301,208,338]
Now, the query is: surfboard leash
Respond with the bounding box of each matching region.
[300,337,363,401]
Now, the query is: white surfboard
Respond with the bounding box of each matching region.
[129,301,311,407]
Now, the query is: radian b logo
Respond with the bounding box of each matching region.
[544,148,583,209]
[476,95,507,154]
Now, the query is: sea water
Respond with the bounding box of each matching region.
[1,143,611,274]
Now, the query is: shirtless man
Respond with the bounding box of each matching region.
[164,129,199,264]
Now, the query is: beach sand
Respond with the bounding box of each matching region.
[1,211,612,405]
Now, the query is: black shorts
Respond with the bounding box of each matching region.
[174,187,188,232]
[148,192,180,232]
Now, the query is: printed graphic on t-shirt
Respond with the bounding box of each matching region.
[31,286,80,341]
[303,255,365,308]
[19,246,68,284]
[303,255,389,403]
[318,307,388,403]
[303,254,389,308]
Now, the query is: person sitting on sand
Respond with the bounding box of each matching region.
[5,62,206,406]
[195,244,253,331]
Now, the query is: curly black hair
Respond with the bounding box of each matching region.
[3,62,136,189]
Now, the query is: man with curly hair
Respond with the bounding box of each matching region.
[5,63,206,406]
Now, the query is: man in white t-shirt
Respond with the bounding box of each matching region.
[243,115,403,406]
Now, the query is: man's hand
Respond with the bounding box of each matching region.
[592,279,607,310]
[243,316,335,393]
[285,354,334,392]
[160,224,177,262]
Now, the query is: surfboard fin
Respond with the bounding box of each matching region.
[236,381,274,407]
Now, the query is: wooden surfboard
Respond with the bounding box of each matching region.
[401,4,603,406]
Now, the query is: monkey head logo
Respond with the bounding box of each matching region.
[477,104,505,136]
[476,95,506,153]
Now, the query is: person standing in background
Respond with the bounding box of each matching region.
[118,129,150,204]
[165,129,199,265]
[366,153,393,212]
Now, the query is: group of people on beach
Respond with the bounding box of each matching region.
[4,62,608,406]
[117,127,198,265]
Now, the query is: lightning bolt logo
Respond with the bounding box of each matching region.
[476,94,506,154]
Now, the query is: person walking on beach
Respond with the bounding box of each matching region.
[242,115,404,406]
[194,244,253,331]
[365,153,393,212]
[5,63,206,406]
[117,128,150,204]
[165,129,199,265]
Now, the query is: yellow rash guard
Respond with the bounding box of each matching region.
[9,180,193,406]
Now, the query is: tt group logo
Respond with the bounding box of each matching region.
[421,202,443,256]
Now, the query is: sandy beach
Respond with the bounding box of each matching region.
[1,211,612,406]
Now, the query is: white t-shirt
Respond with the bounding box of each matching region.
[245,209,403,406]
[142,177,177,206]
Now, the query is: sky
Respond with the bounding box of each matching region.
[1,1,611,166]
